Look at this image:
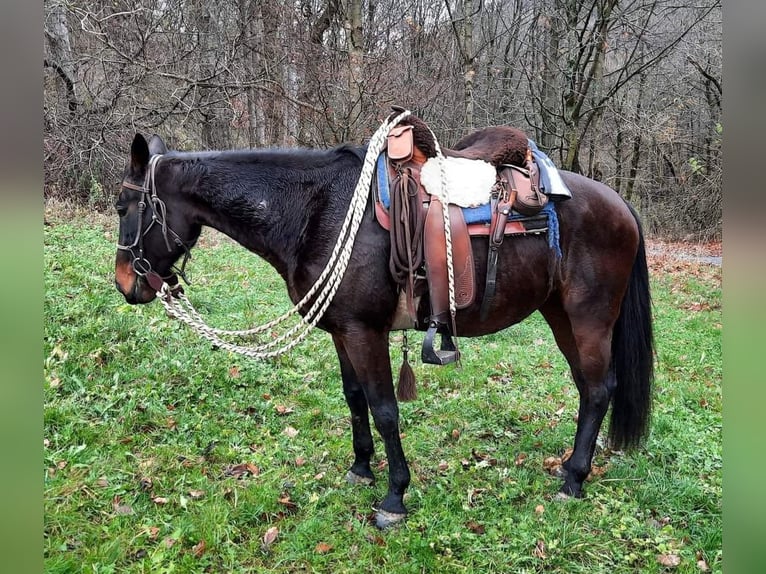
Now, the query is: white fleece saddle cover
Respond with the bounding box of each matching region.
[419,157,496,207]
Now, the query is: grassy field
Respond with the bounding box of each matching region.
[44,208,722,573]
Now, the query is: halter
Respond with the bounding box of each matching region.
[116,154,191,293]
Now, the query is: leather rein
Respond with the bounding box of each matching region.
[116,154,190,294]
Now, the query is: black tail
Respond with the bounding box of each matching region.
[608,208,654,449]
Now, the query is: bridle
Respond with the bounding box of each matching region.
[116,154,192,293]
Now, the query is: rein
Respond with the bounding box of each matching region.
[117,154,192,292]
[149,110,418,359]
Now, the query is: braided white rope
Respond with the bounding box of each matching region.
[427,130,458,321]
[156,110,412,358]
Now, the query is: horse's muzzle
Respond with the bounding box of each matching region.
[115,256,157,304]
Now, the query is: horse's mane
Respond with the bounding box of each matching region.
[162,144,365,174]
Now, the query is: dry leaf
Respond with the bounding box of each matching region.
[229,366,240,378]
[535,504,545,514]
[533,539,547,559]
[225,462,260,478]
[515,452,528,466]
[189,489,205,499]
[164,537,177,549]
[152,496,169,505]
[262,526,279,548]
[315,542,333,554]
[438,460,449,472]
[192,539,207,558]
[112,496,134,515]
[146,526,160,540]
[295,457,306,467]
[657,553,681,568]
[275,404,294,415]
[451,429,461,439]
[465,521,485,534]
[283,426,299,438]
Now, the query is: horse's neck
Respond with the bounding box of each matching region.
[174,155,325,282]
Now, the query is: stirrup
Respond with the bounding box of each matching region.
[421,321,459,365]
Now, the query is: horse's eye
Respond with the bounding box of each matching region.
[115,202,128,217]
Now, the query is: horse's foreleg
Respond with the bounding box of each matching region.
[333,335,375,486]
[338,329,410,528]
[541,300,615,498]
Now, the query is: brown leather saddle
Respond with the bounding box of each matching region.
[376,111,549,365]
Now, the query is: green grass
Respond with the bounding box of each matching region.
[44,213,722,573]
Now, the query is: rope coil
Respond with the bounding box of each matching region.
[156,110,413,358]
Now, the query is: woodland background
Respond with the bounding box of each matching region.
[43,0,722,240]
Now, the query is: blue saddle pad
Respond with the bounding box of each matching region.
[374,140,565,257]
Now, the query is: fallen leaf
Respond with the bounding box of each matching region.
[95,477,109,488]
[543,456,562,471]
[229,366,240,378]
[535,504,545,514]
[315,542,333,554]
[275,404,294,415]
[139,477,153,491]
[44,438,50,448]
[262,526,279,549]
[152,496,169,505]
[465,521,485,534]
[146,526,160,540]
[163,537,177,549]
[438,460,449,472]
[188,489,205,499]
[278,494,297,510]
[284,426,299,438]
[657,553,681,568]
[697,559,709,571]
[295,457,306,467]
[515,453,528,466]
[262,393,272,400]
[451,429,461,439]
[366,534,386,547]
[314,472,325,480]
[533,539,547,559]
[192,539,207,558]
[112,496,134,515]
[225,462,260,478]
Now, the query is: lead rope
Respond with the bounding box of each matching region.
[156,110,412,359]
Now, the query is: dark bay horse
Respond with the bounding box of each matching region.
[114,129,653,528]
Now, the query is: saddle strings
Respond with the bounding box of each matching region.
[157,110,414,359]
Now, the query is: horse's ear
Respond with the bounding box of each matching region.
[130,134,150,171]
[148,134,168,155]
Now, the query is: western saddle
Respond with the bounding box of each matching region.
[375,109,550,366]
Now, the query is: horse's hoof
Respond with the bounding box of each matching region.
[374,508,407,529]
[345,470,374,486]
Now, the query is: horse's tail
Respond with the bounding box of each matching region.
[608,206,654,449]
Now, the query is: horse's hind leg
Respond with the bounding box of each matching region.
[540,299,616,497]
[334,330,410,528]
[333,335,375,486]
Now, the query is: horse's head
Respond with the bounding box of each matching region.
[114,134,200,304]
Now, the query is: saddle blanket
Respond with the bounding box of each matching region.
[376,139,571,225]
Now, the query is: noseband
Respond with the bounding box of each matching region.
[117,154,191,293]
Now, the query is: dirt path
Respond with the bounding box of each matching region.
[646,239,722,267]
